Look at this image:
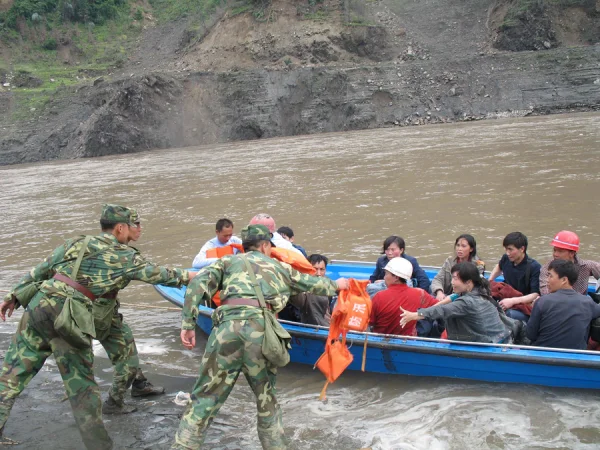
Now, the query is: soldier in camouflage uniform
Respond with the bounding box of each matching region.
[98,217,167,415]
[172,224,348,450]
[0,204,193,449]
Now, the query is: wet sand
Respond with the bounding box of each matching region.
[0,312,195,450]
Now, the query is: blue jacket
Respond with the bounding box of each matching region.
[369,254,431,292]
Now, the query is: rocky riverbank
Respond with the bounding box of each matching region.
[1,0,599,165]
[1,44,599,166]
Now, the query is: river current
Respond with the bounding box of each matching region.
[1,112,600,449]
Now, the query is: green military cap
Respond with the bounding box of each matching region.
[241,224,274,244]
[100,204,140,225]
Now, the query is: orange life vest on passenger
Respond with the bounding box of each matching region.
[205,243,244,259]
[270,247,316,275]
[315,279,371,399]
[206,244,244,306]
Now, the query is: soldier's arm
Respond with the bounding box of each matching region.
[125,252,191,287]
[286,265,338,297]
[182,261,224,330]
[3,242,69,304]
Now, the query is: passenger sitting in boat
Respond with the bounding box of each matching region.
[192,218,242,269]
[370,257,438,336]
[526,259,600,350]
[367,235,431,297]
[277,226,308,258]
[489,232,541,323]
[400,262,511,344]
[287,254,334,326]
[539,230,600,296]
[249,213,303,255]
[431,234,485,301]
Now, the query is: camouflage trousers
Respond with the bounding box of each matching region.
[0,296,112,450]
[98,309,140,405]
[172,317,286,450]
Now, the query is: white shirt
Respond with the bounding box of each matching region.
[272,232,303,255]
[192,235,242,269]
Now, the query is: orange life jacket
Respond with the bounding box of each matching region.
[315,279,371,399]
[270,247,316,275]
[205,244,244,306]
[205,243,244,259]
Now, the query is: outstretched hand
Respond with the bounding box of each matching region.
[0,298,16,322]
[336,278,349,291]
[399,306,419,328]
[180,329,196,350]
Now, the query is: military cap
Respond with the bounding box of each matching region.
[100,204,140,225]
[241,224,274,244]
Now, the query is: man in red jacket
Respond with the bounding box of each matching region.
[370,257,439,336]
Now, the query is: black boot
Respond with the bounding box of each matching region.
[131,368,165,397]
[102,395,137,415]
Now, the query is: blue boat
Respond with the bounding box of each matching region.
[154,260,600,390]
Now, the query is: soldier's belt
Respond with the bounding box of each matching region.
[53,273,97,301]
[220,298,273,310]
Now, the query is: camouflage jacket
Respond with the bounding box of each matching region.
[182,251,338,330]
[4,232,190,304]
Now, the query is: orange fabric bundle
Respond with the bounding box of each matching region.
[333,279,371,332]
[205,243,244,259]
[315,279,371,399]
[270,247,316,275]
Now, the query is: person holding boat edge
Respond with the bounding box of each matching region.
[173,224,348,449]
[0,204,194,448]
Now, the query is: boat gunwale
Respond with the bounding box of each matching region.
[155,285,600,369]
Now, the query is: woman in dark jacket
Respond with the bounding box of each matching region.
[368,236,430,294]
[400,262,510,344]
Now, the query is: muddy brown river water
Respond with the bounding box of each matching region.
[1,112,600,449]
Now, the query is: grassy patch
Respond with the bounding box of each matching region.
[230,4,252,16]
[10,89,53,120]
[344,18,376,27]
[147,0,225,22]
[304,10,329,21]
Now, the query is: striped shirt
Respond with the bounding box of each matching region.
[539,256,600,295]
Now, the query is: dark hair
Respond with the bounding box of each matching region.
[277,226,294,239]
[548,259,578,285]
[455,234,477,260]
[308,254,328,266]
[216,218,234,232]
[381,235,405,254]
[242,238,270,253]
[451,261,492,298]
[503,232,528,251]
[100,220,117,232]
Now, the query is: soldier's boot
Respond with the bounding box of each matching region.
[102,395,137,415]
[131,368,165,397]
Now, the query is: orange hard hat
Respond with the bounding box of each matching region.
[550,230,580,252]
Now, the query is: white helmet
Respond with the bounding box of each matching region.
[384,257,413,281]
